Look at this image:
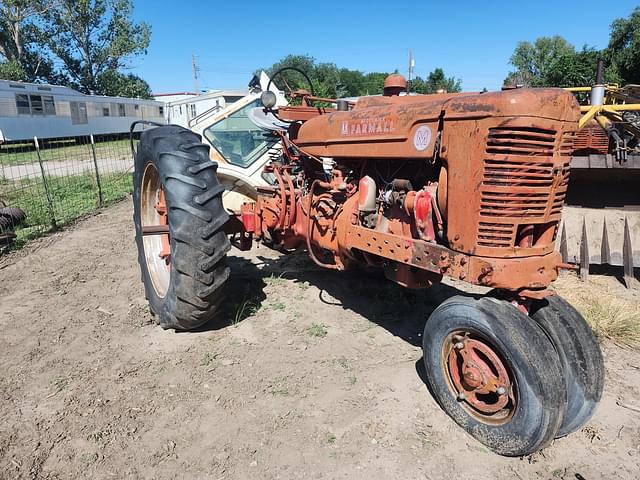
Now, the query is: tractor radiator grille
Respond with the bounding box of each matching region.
[478,127,571,248]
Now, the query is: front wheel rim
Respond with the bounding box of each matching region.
[442,330,517,425]
[140,163,171,298]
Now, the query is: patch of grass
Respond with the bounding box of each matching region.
[1,172,132,248]
[51,376,68,393]
[79,452,98,464]
[554,274,640,347]
[200,352,219,366]
[87,429,111,443]
[577,297,640,347]
[233,299,259,326]
[348,376,357,385]
[327,433,336,444]
[0,138,131,166]
[264,273,286,287]
[298,281,310,291]
[308,323,328,338]
[268,301,286,311]
[271,387,289,396]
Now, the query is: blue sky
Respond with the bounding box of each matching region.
[131,0,639,94]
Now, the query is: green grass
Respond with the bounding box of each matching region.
[200,352,219,366]
[268,301,286,311]
[271,387,289,396]
[308,323,328,338]
[232,299,259,326]
[1,172,132,247]
[0,138,132,166]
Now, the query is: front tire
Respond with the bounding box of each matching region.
[530,295,604,437]
[422,296,566,456]
[133,125,231,330]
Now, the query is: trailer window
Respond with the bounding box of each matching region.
[118,104,125,116]
[70,101,88,124]
[43,96,56,115]
[159,106,164,116]
[15,94,30,114]
[203,99,275,168]
[103,106,110,116]
[29,95,43,115]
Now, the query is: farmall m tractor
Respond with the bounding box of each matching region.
[132,70,604,456]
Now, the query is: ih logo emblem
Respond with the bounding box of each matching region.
[413,125,432,151]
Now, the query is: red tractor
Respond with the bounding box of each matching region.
[133,70,604,456]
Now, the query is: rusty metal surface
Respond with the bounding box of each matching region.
[444,332,515,422]
[344,223,559,292]
[248,86,580,299]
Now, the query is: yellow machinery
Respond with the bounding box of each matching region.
[562,61,639,287]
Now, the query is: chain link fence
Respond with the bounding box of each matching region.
[0,133,139,249]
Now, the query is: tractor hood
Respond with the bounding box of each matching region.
[294,88,581,159]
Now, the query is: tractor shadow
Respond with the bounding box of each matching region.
[231,249,479,348]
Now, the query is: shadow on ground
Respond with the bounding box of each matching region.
[217,249,475,347]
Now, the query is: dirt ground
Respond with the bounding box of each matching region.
[1,199,639,480]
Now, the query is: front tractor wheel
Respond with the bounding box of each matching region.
[133,125,231,330]
[422,296,566,456]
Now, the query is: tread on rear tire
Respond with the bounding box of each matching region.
[133,125,231,330]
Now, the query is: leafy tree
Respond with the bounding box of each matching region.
[42,0,150,94]
[361,72,388,95]
[411,68,462,93]
[0,58,26,80]
[504,36,576,87]
[95,69,152,98]
[503,36,622,87]
[0,0,56,81]
[607,6,640,84]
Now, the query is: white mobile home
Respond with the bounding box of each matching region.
[0,80,165,142]
[155,89,248,129]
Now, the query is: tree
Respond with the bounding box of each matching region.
[263,55,464,98]
[95,69,152,98]
[0,0,56,81]
[411,68,462,93]
[264,54,342,99]
[504,36,576,87]
[42,0,150,94]
[607,7,640,84]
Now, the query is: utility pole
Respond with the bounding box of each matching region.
[192,54,200,94]
[407,49,414,94]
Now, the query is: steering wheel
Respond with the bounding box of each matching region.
[266,67,316,105]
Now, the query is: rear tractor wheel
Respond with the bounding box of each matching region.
[422,296,566,456]
[133,125,231,330]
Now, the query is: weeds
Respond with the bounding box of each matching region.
[51,376,68,393]
[271,387,289,396]
[79,452,98,465]
[264,273,286,287]
[308,323,328,338]
[200,352,218,366]
[2,172,132,247]
[233,299,259,325]
[87,429,111,443]
[554,273,640,347]
[269,301,286,311]
[327,433,336,444]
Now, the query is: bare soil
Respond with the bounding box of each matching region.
[1,199,639,480]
